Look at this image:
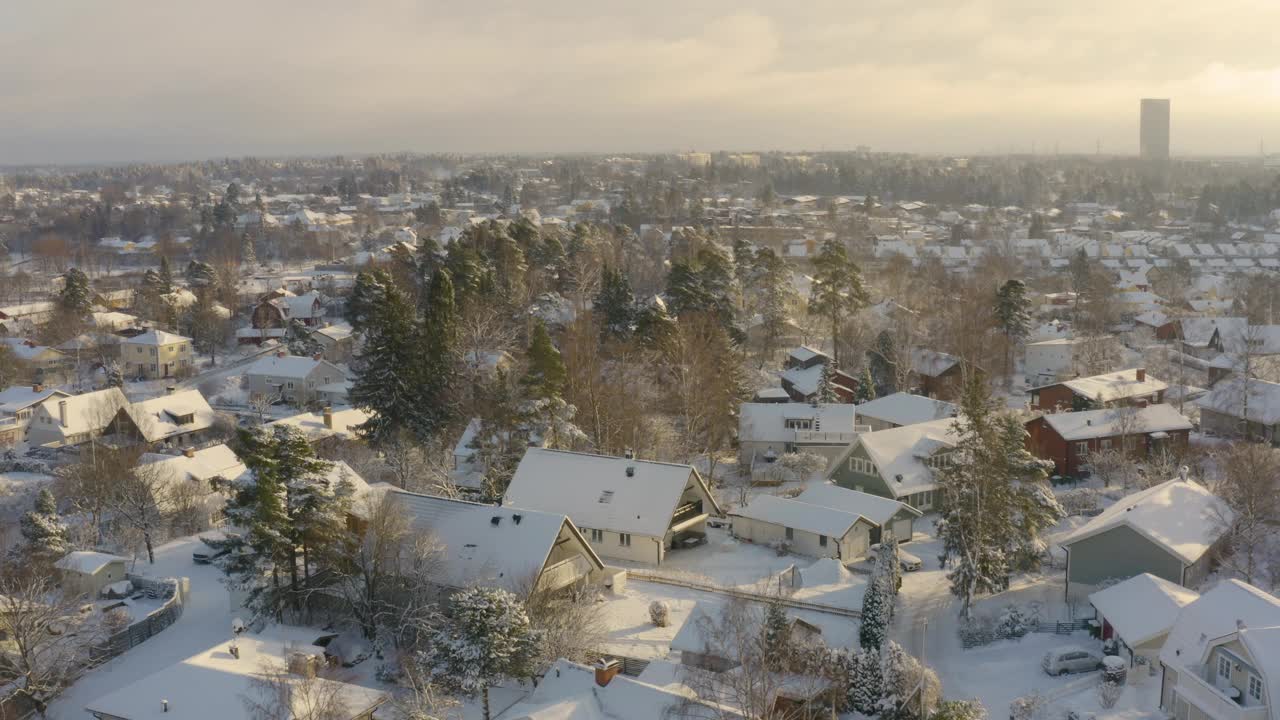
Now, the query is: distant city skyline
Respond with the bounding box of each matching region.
[5,2,1280,164]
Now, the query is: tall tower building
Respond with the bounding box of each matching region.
[1140,98,1170,162]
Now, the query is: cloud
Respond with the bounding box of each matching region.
[3,1,1280,162]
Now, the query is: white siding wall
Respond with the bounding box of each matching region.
[730,516,869,561]
[580,529,665,565]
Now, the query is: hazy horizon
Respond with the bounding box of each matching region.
[5,1,1280,165]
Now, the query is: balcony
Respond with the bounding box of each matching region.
[792,426,871,445]
[1175,664,1268,720]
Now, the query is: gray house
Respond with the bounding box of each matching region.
[1059,478,1232,601]
[243,352,346,406]
[1194,377,1280,444]
[825,418,957,512]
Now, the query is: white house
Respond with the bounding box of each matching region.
[1024,337,1088,386]
[140,444,248,527]
[119,329,194,380]
[1158,579,1280,720]
[0,383,70,447]
[503,448,722,565]
[111,389,217,448]
[27,387,129,448]
[390,489,606,593]
[730,486,919,561]
[500,658,740,720]
[737,402,865,467]
[54,551,128,598]
[243,351,346,406]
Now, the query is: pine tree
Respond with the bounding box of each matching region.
[859,574,889,651]
[867,330,900,397]
[418,587,543,720]
[809,239,868,363]
[184,260,217,289]
[412,268,458,437]
[346,271,388,334]
[242,232,258,268]
[761,601,791,670]
[14,488,69,568]
[994,279,1032,382]
[523,319,566,400]
[815,361,840,404]
[748,247,797,365]
[158,257,174,294]
[594,266,636,340]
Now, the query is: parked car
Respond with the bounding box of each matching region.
[1042,646,1104,676]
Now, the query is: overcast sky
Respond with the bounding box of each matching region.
[4,1,1280,164]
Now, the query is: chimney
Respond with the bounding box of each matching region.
[32,382,43,393]
[288,652,318,678]
[1136,368,1146,382]
[594,658,621,687]
[277,350,287,358]
[322,406,333,429]
[183,447,195,458]
[162,699,169,713]
[58,400,67,428]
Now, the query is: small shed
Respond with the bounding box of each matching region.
[1088,573,1199,668]
[55,551,128,598]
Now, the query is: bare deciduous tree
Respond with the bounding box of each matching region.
[0,569,100,718]
[1211,443,1280,590]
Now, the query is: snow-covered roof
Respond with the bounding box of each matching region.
[391,489,602,591]
[793,483,922,526]
[831,418,958,498]
[1194,378,1280,425]
[1041,404,1191,441]
[738,403,859,443]
[312,320,354,341]
[0,384,69,414]
[910,348,960,377]
[1088,573,1199,647]
[854,392,955,428]
[1050,368,1168,403]
[1159,579,1280,716]
[732,494,864,538]
[120,329,190,346]
[787,346,826,364]
[266,406,370,441]
[124,389,216,442]
[140,444,246,483]
[1179,317,1246,347]
[1060,478,1232,564]
[84,626,386,720]
[244,353,336,380]
[36,387,129,439]
[504,448,720,538]
[502,658,733,720]
[54,550,126,575]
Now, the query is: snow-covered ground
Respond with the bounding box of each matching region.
[633,526,806,587]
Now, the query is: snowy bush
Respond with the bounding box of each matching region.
[1097,680,1123,709]
[1009,691,1048,720]
[649,600,670,627]
[932,699,988,720]
[375,661,402,683]
[1057,488,1102,516]
[958,616,995,647]
[777,452,828,479]
[768,539,792,556]
[996,605,1032,638]
[0,457,50,474]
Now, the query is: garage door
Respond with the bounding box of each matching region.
[892,518,913,542]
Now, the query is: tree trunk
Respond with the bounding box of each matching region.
[482,685,491,720]
[144,531,155,564]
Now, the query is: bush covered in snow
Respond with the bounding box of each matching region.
[958,615,996,647]
[648,600,670,627]
[996,605,1032,638]
[1057,487,1102,516]
[933,699,988,720]
[777,452,828,478]
[1009,691,1047,720]
[0,456,51,474]
[1097,679,1123,709]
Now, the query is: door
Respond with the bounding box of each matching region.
[892,518,913,542]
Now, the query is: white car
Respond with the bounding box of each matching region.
[868,544,923,572]
[1042,646,1104,676]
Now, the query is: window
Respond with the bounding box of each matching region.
[1100,438,1113,451]
[287,382,295,389]
[784,418,813,431]
[589,528,603,543]
[598,490,615,504]
[1030,391,1040,406]
[819,535,827,547]
[1217,655,1232,681]
[1249,675,1263,702]
[1075,442,1088,456]
[619,533,631,547]
[849,457,877,475]
[785,527,794,541]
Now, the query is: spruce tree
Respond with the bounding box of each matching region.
[346,271,388,334]
[57,268,92,318]
[350,275,419,445]
[413,268,459,437]
[859,574,889,650]
[15,488,69,568]
[848,646,884,715]
[761,601,791,670]
[994,279,1032,381]
[523,319,566,400]
[594,266,636,340]
[158,257,174,294]
[867,330,899,396]
[815,361,840,404]
[856,367,876,403]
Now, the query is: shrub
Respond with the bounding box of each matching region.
[1009,691,1047,720]
[996,605,1032,638]
[1097,680,1123,709]
[777,452,828,478]
[1057,487,1102,516]
[648,600,670,627]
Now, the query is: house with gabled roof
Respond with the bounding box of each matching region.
[108,388,218,448]
[730,484,919,561]
[0,382,70,447]
[1024,403,1192,477]
[909,349,973,401]
[243,351,345,406]
[1195,378,1280,443]
[27,387,129,448]
[1089,573,1199,668]
[825,417,958,511]
[854,392,955,431]
[1158,580,1280,720]
[1029,367,1168,412]
[119,329,193,380]
[737,402,865,467]
[503,448,723,565]
[1058,477,1232,600]
[390,489,605,593]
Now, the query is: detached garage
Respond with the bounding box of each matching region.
[730,485,921,562]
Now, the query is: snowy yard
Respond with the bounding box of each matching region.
[637,526,809,587]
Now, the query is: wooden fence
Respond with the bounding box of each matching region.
[88,575,186,665]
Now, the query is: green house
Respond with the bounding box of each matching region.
[826,418,957,512]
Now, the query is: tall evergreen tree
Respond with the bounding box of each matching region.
[411,268,459,437]
[809,239,868,363]
[14,488,69,568]
[157,257,174,294]
[346,271,388,334]
[523,319,566,400]
[867,330,900,397]
[856,367,876,403]
[594,266,636,340]
[994,279,1032,381]
[57,268,92,318]
[815,361,841,404]
[350,275,419,444]
[859,573,890,650]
